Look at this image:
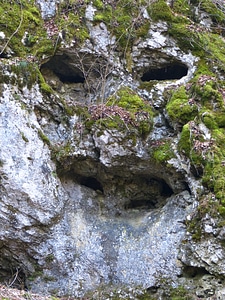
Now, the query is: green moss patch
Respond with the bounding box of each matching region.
[106,87,154,137]
[56,1,89,45]
[152,140,175,163]
[166,86,198,125]
[194,0,225,25]
[179,121,225,215]
[0,59,40,89]
[93,0,150,50]
[0,0,54,59]
[147,0,174,22]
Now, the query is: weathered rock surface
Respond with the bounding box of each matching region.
[0,0,225,299]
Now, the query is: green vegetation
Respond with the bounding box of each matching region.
[106,86,154,137]
[170,285,193,300]
[37,70,54,95]
[178,120,225,217]
[37,129,51,146]
[93,0,150,50]
[20,131,29,143]
[148,0,174,22]
[172,0,193,17]
[0,0,54,59]
[0,59,40,89]
[1,0,225,263]
[153,140,175,163]
[166,86,198,125]
[164,0,225,57]
[56,0,89,45]
[195,0,225,24]
[59,86,154,137]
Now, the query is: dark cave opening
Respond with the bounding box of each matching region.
[182,266,210,278]
[141,63,188,81]
[0,53,8,59]
[126,199,157,209]
[125,178,173,210]
[40,53,85,84]
[0,255,28,290]
[160,180,174,197]
[54,72,85,83]
[80,176,104,193]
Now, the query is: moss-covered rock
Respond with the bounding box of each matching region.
[93,0,149,50]
[56,1,89,45]
[152,139,175,164]
[106,86,154,137]
[0,0,54,59]
[166,86,198,125]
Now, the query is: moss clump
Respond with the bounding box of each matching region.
[166,86,198,125]
[201,112,218,130]
[152,140,175,163]
[38,129,51,146]
[172,0,193,17]
[58,87,154,139]
[179,120,225,215]
[194,0,225,25]
[168,23,203,53]
[11,61,39,89]
[147,0,174,22]
[56,0,89,45]
[93,0,149,50]
[169,24,225,68]
[37,71,54,95]
[167,0,225,56]
[188,32,225,73]
[170,285,193,300]
[179,121,208,172]
[202,129,225,200]
[106,86,154,136]
[0,0,54,59]
[0,60,40,89]
[190,74,225,112]
[93,0,104,9]
[178,123,191,155]
[108,87,152,114]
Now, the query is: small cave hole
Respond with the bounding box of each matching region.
[80,176,104,193]
[54,72,84,84]
[124,178,174,210]
[146,285,159,294]
[160,180,173,197]
[0,265,27,290]
[126,199,157,210]
[0,53,9,59]
[182,266,210,278]
[40,54,85,84]
[141,63,188,81]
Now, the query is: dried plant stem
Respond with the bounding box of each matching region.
[0,1,23,56]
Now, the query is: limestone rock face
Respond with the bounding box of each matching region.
[0,77,195,297]
[1,0,225,299]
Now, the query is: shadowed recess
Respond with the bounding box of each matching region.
[141,63,188,81]
[80,176,104,193]
[181,266,210,278]
[41,53,85,83]
[54,72,84,83]
[125,178,173,210]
